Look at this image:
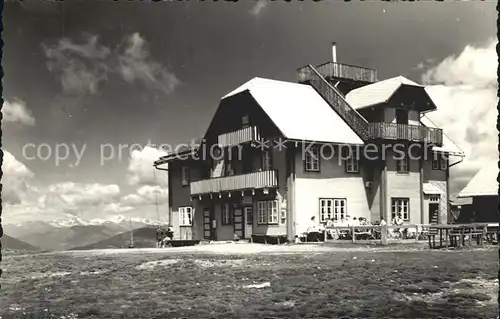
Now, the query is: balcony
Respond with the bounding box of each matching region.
[190,170,278,196]
[367,123,443,146]
[298,62,377,84]
[218,126,261,148]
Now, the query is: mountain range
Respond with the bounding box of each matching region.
[71,227,159,250]
[3,215,166,251]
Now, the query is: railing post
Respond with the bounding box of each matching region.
[351,226,355,243]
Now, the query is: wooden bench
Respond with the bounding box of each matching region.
[251,234,288,245]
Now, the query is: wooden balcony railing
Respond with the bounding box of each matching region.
[298,62,377,84]
[190,170,278,195]
[368,123,443,146]
[218,126,260,148]
[297,65,369,139]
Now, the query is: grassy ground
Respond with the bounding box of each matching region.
[0,244,498,318]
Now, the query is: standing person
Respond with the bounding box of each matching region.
[156,227,162,248]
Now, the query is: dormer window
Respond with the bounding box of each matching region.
[242,115,250,128]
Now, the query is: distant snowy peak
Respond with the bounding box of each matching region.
[48,215,166,228]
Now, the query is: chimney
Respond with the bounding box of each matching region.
[331,42,337,63]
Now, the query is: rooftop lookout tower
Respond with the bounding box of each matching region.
[297,42,378,96]
[296,43,443,147]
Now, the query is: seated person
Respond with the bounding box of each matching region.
[306,216,323,242]
[391,214,405,238]
[325,217,334,228]
[324,217,338,239]
[345,215,352,226]
[160,225,174,247]
[352,217,360,226]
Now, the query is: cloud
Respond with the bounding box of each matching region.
[2,99,36,126]
[43,32,180,96]
[102,202,135,214]
[2,146,170,224]
[421,39,498,196]
[43,182,121,207]
[127,145,168,186]
[43,35,111,95]
[422,40,496,88]
[121,185,168,207]
[2,150,35,204]
[117,33,181,94]
[250,0,269,17]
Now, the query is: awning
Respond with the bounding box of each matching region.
[423,183,442,195]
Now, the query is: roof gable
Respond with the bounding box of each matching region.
[458,162,499,198]
[222,77,364,145]
[345,76,436,111]
[420,115,465,156]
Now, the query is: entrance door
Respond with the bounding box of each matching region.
[233,207,244,239]
[244,206,253,239]
[203,208,214,240]
[429,203,439,224]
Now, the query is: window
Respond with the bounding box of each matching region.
[280,209,286,224]
[261,149,273,171]
[319,198,346,222]
[257,200,278,225]
[179,206,193,226]
[245,207,253,225]
[396,149,409,173]
[440,157,447,170]
[181,166,190,186]
[391,198,409,221]
[224,153,234,176]
[432,153,448,171]
[225,162,234,176]
[432,157,440,170]
[304,146,320,172]
[242,115,249,128]
[430,196,439,202]
[345,149,359,173]
[221,203,231,225]
[396,109,408,125]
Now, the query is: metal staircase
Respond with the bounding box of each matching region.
[298,64,370,140]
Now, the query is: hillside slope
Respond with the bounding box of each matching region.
[1,234,40,251]
[71,227,158,250]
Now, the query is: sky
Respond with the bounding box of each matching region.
[2,0,498,224]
